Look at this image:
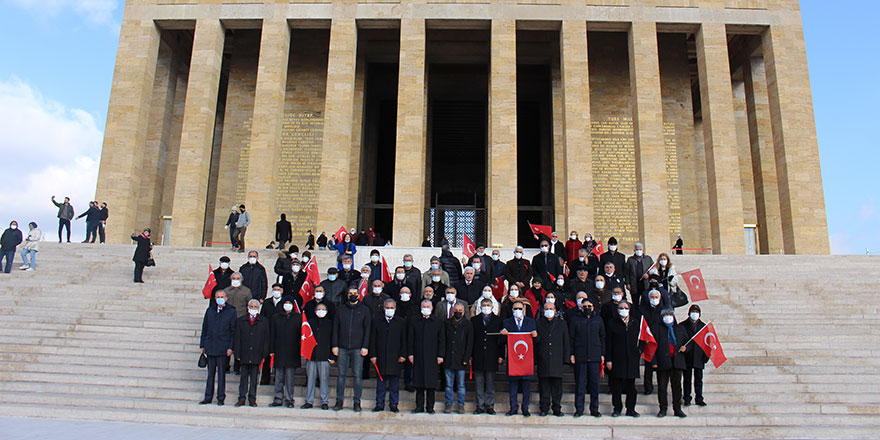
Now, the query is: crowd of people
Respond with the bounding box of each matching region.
[200,230,710,418]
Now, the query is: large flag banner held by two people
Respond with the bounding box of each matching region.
[507,333,534,376]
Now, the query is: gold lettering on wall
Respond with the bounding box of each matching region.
[592,117,639,244]
[664,122,681,236]
[234,119,253,204]
[277,111,324,240]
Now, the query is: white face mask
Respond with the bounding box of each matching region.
[248,257,257,265]
[570,235,577,240]
[609,245,617,252]
[635,249,643,257]
[473,263,481,271]
[576,298,585,307]
[216,297,226,306]
[10,224,17,230]
[302,256,310,263]
[248,309,259,317]
[481,306,493,316]
[605,271,614,277]
[543,309,555,319]
[421,307,432,316]
[662,315,674,325]
[513,309,524,319]
[231,279,242,288]
[491,254,500,261]
[219,262,229,270]
[431,263,439,270]
[400,292,411,302]
[328,274,338,281]
[509,290,519,298]
[650,297,660,307]
[612,293,622,302]
[659,259,668,267]
[690,312,700,321]
[514,252,523,259]
[314,291,325,300]
[579,256,585,262]
[292,265,301,272]
[272,290,282,299]
[342,263,352,270]
[404,261,413,268]
[292,253,299,260]
[371,255,380,263]
[540,246,549,253]
[595,281,605,289]
[384,308,395,318]
[546,297,555,304]
[396,273,405,280]
[283,303,293,312]
[476,250,484,256]
[316,309,327,318]
[361,272,370,279]
[556,278,565,286]
[480,289,492,299]
[445,293,456,303]
[372,287,383,294]
[618,308,629,318]
[432,276,441,282]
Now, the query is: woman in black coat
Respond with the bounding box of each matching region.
[680,304,708,406]
[130,228,152,283]
[605,301,641,416]
[269,298,301,406]
[535,307,571,416]
[407,303,445,413]
[650,308,689,418]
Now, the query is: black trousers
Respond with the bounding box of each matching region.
[58,219,70,242]
[98,222,106,243]
[683,367,704,403]
[643,360,654,392]
[414,387,436,411]
[260,354,273,384]
[656,368,683,412]
[133,261,145,282]
[538,377,562,413]
[204,355,227,402]
[610,377,637,413]
[239,363,260,402]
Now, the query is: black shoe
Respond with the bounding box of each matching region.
[626,410,640,418]
[486,408,495,415]
[426,408,435,414]
[260,380,270,386]
[199,399,212,405]
[217,400,224,406]
[269,401,283,407]
[657,410,667,418]
[506,409,517,416]
[321,404,329,410]
[411,408,424,414]
[474,408,483,415]
[574,410,584,417]
[235,400,246,407]
[611,411,621,417]
[353,403,362,412]
[286,402,294,408]
[333,401,343,411]
[674,410,687,418]
[248,401,257,407]
[301,403,313,409]
[539,410,548,417]
[405,385,415,392]
[696,399,707,407]
[553,410,564,417]
[390,407,399,413]
[522,410,530,417]
[644,388,653,395]
[373,406,384,412]
[591,411,602,418]
[683,400,691,407]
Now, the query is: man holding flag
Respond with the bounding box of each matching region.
[681,304,709,407]
[369,298,407,413]
[649,308,689,418]
[303,302,333,410]
[501,301,538,417]
[268,297,302,408]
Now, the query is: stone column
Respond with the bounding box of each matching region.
[762,25,830,254]
[559,21,593,239]
[315,19,358,237]
[628,21,670,252]
[242,19,291,247]
[392,18,427,246]
[488,19,517,248]
[94,19,160,243]
[695,23,745,254]
[169,19,225,246]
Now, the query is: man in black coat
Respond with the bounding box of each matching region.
[439,246,463,286]
[453,267,485,306]
[275,214,292,249]
[211,256,234,303]
[640,289,664,394]
[304,303,334,409]
[599,236,626,279]
[199,290,236,405]
[504,246,532,290]
[408,299,445,414]
[401,254,422,294]
[130,229,152,283]
[281,259,306,305]
[269,297,301,407]
[535,302,571,417]
[319,267,347,305]
[370,298,407,412]
[651,308,689,418]
[304,285,337,322]
[467,243,494,281]
[239,250,268,302]
[443,303,472,414]
[259,283,286,385]
[605,301,641,417]
[233,299,270,407]
[624,242,654,308]
[570,247,600,279]
[97,202,108,243]
[332,289,371,412]
[681,304,708,407]
[273,249,293,284]
[569,299,605,417]
[599,261,625,296]
[531,240,562,287]
[363,280,391,322]
[76,201,100,243]
[501,302,538,417]
[566,266,593,303]
[470,298,503,414]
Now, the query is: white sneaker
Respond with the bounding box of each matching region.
[19,265,29,270]
[25,267,34,271]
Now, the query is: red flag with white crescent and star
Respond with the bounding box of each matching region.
[299,279,314,304]
[381,256,393,283]
[462,233,476,259]
[507,333,534,377]
[358,279,368,301]
[334,226,347,244]
[693,322,727,368]
[202,265,216,299]
[592,241,604,258]
[527,222,553,238]
[304,256,321,288]
[491,276,506,300]
[681,268,708,302]
[639,315,658,362]
[300,313,317,360]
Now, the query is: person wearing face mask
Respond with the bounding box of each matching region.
[565,231,583,265]
[648,252,677,293]
[604,301,641,417]
[130,228,152,283]
[331,288,371,412]
[268,297,301,407]
[673,233,684,255]
[434,287,466,321]
[501,285,532,320]
[504,245,532,291]
[490,249,506,281]
[350,265,372,295]
[239,250,268,302]
[400,254,422,293]
[199,290,237,406]
[304,285,336,322]
[524,278,546,317]
[233,299,270,407]
[408,299,445,413]
[319,267,347,306]
[336,255,357,283]
[680,304,707,407]
[421,256,450,289]
[548,232,566,261]
[0,221,23,273]
[334,233,357,270]
[589,275,612,307]
[650,308,688,418]
[224,205,239,250]
[369,299,407,412]
[536,301,571,417]
[466,243,495,281]
[260,284,288,385]
[570,247,601,280]
[601,287,627,329]
[599,261,625,295]
[639,289,664,394]
[569,298,605,417]
[599,236,625,278]
[439,245,463,285]
[363,280,391,323]
[304,303,334,409]
[500,302,538,417]
[233,204,250,253]
[425,268,449,300]
[567,266,593,304]
[565,291,589,322]
[225,272,253,374]
[443,303,473,414]
[582,233,598,255]
[454,267,486,306]
[624,242,654,308]
[210,256,234,304]
[470,298,504,414]
[531,240,562,289]
[394,286,414,320]
[469,285,500,317]
[273,248,293,284]
[366,249,384,283]
[17,222,40,271]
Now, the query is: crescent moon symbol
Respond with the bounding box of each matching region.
[689,274,701,288]
[704,332,716,351]
[513,340,529,354]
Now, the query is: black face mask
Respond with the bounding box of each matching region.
[584,307,593,315]
[453,311,463,320]
[348,295,358,303]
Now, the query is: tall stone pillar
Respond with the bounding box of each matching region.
[695,23,745,254]
[559,21,592,239]
[95,19,161,243]
[488,19,517,248]
[392,19,427,246]
[743,56,784,254]
[316,19,358,237]
[169,19,225,246]
[762,25,830,254]
[242,19,291,247]
[628,21,670,252]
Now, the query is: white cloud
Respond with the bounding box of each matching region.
[0,77,102,241]
[5,0,119,27]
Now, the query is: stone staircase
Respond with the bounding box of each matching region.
[0,243,878,438]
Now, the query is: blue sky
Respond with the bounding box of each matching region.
[0,0,874,253]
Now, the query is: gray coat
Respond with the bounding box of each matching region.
[624,255,654,295]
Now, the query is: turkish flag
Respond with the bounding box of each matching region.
[300,314,317,360]
[639,315,657,362]
[507,333,534,376]
[334,225,347,243]
[693,322,727,368]
[491,276,506,300]
[299,280,315,304]
[202,265,216,299]
[303,257,321,287]
[381,256,393,283]
[358,279,368,301]
[592,241,604,258]
[528,222,553,238]
[681,268,708,302]
[462,233,476,259]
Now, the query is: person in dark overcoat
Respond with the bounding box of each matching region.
[470,298,504,414]
[681,304,708,407]
[239,250,268,302]
[599,236,626,278]
[569,299,605,417]
[369,298,407,412]
[269,296,301,407]
[210,256,234,303]
[260,283,286,385]
[604,301,641,417]
[651,308,689,418]
[304,303,334,409]
[233,299,270,406]
[535,302,571,417]
[130,228,152,283]
[443,303,472,413]
[531,240,562,288]
[407,299,445,414]
[501,301,538,417]
[199,290,236,405]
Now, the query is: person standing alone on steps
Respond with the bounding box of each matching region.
[51,196,74,243]
[131,228,152,283]
[234,205,250,252]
